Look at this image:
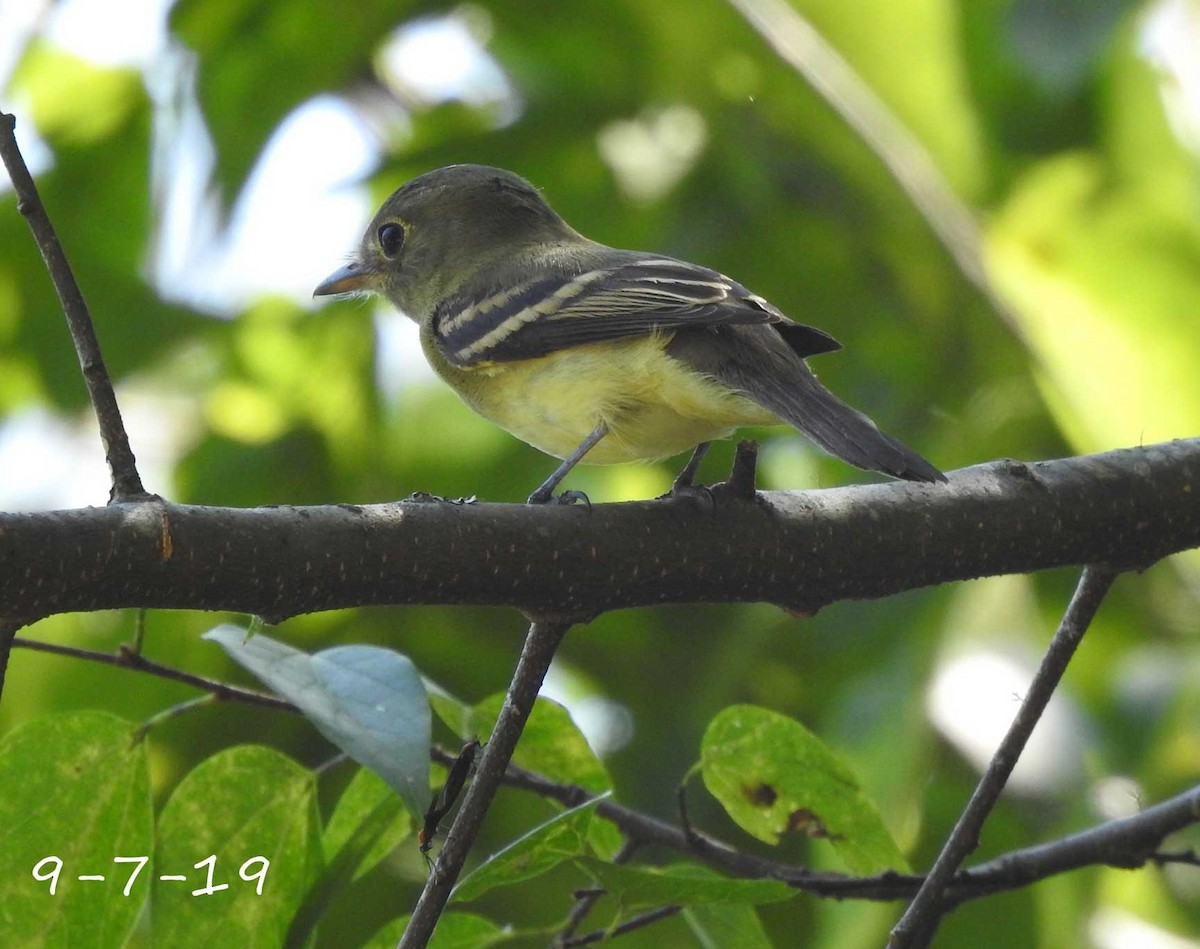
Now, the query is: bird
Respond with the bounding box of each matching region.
[313,164,945,502]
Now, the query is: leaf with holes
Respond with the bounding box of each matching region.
[701,705,907,874]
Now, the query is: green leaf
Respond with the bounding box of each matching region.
[684,901,775,949]
[10,44,145,145]
[364,911,514,949]
[0,712,152,949]
[289,768,411,946]
[153,745,321,949]
[322,766,412,880]
[473,694,610,793]
[575,858,793,908]
[700,705,907,874]
[987,152,1200,453]
[586,810,625,863]
[452,795,605,903]
[205,624,432,815]
[425,677,476,739]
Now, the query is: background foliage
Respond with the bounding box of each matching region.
[2,0,1199,946]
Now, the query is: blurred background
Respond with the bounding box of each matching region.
[2,0,1200,946]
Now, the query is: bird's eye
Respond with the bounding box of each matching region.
[378,223,405,258]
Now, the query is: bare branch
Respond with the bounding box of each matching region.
[11,636,295,712]
[959,784,1200,894]
[889,564,1116,948]
[557,904,682,947]
[398,617,573,947]
[0,111,146,502]
[557,839,641,944]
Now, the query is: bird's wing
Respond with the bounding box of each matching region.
[432,256,841,367]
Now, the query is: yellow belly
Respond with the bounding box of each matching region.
[426,334,778,463]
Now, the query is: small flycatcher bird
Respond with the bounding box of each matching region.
[314,164,945,502]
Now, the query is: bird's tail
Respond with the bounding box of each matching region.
[685,327,946,483]
[748,367,946,482]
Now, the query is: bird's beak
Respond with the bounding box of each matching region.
[313,260,375,297]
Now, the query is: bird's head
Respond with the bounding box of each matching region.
[313,164,575,319]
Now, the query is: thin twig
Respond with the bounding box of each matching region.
[398,617,574,948]
[556,839,640,945]
[490,755,1200,903]
[1152,850,1200,868]
[0,111,146,501]
[557,904,682,947]
[959,783,1200,896]
[132,694,217,741]
[888,565,1118,948]
[677,782,699,845]
[12,637,296,711]
[725,0,1022,334]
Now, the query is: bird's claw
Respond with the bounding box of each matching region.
[526,488,591,509]
[661,481,716,510]
[407,492,477,505]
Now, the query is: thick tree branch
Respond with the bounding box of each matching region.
[1,439,1197,620]
[0,111,146,502]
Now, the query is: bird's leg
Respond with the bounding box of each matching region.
[670,441,711,493]
[662,441,716,507]
[527,423,609,505]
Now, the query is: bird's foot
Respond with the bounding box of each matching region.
[527,488,591,509]
[660,480,716,510]
[407,491,477,504]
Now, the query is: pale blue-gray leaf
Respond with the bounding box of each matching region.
[204,625,431,815]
